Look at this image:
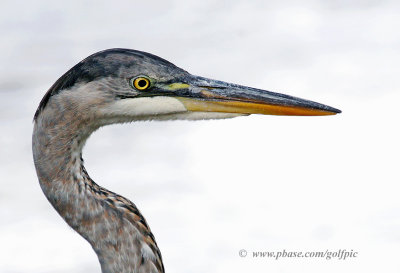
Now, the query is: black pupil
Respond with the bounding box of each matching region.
[138,79,147,88]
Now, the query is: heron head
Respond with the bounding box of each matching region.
[34,48,340,126]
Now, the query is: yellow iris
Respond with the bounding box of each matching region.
[131,77,150,90]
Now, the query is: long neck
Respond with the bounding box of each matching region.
[32,102,164,273]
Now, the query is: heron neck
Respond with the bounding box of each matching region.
[32,106,164,273]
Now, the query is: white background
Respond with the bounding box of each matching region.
[1,0,399,272]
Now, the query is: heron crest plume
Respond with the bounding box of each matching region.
[32,48,340,273]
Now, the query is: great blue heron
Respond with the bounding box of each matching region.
[32,48,340,273]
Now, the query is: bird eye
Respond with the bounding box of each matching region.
[131,77,151,90]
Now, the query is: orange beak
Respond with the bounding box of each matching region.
[169,75,340,116]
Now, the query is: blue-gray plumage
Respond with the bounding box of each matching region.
[32,48,340,273]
